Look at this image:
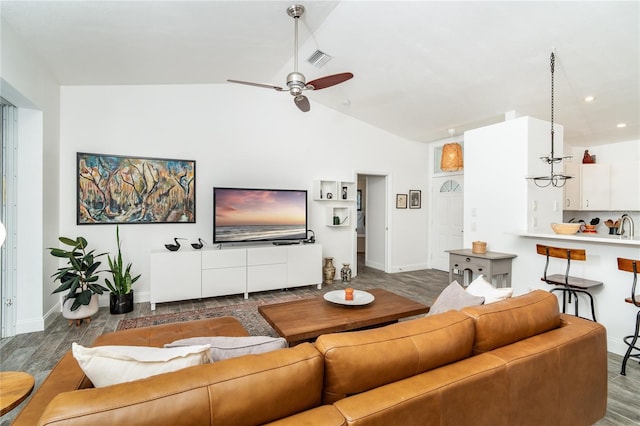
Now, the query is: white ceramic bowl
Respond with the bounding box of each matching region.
[551,223,581,235]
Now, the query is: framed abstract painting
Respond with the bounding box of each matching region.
[77,152,196,224]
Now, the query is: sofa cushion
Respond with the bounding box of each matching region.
[315,310,475,404]
[466,275,513,304]
[165,336,288,361]
[461,290,561,354]
[428,280,485,315]
[95,316,250,347]
[72,342,212,387]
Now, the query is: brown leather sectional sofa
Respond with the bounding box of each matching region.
[13,290,607,426]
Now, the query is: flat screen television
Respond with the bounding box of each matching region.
[213,187,308,243]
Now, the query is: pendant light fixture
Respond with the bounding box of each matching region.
[527,52,572,187]
[441,129,463,172]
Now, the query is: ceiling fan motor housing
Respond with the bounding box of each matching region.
[286,71,306,96]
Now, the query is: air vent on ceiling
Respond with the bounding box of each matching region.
[307,50,333,68]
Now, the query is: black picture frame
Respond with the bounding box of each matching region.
[409,190,421,209]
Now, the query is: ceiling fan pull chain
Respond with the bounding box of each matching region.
[550,52,555,148]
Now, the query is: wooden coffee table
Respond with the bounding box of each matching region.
[258,288,429,345]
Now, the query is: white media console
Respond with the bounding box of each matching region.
[149,243,323,310]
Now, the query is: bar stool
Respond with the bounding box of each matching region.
[617,257,640,376]
[536,244,603,322]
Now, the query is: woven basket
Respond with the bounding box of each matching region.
[472,241,487,254]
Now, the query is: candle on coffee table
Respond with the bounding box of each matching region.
[345,288,354,301]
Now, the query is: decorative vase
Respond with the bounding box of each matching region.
[323,257,336,285]
[110,291,134,315]
[341,263,352,282]
[62,293,99,326]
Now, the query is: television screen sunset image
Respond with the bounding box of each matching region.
[214,188,307,242]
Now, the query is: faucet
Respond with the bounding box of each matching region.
[619,214,634,239]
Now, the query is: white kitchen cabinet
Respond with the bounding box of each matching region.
[150,244,322,309]
[150,249,201,310]
[581,164,610,211]
[563,162,581,210]
[610,161,640,211]
[563,162,638,212]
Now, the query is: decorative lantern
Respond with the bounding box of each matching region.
[441,142,463,172]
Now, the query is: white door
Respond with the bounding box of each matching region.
[365,175,388,272]
[432,178,463,271]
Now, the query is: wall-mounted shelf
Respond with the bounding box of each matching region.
[328,206,351,227]
[312,180,356,202]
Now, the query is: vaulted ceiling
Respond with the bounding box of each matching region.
[2,1,638,146]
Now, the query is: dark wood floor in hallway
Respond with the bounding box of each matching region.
[1,263,638,425]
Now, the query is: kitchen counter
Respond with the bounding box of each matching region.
[518,232,640,247]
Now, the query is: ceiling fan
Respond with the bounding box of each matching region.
[227,4,353,112]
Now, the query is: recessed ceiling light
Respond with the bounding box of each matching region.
[584,95,595,102]
[617,123,627,128]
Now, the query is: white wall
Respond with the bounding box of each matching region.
[58,84,429,314]
[464,116,563,247]
[0,22,60,334]
[464,117,640,356]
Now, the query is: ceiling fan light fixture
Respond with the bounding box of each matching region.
[227,4,353,112]
[441,143,464,172]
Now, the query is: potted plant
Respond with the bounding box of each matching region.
[105,225,140,314]
[49,235,108,325]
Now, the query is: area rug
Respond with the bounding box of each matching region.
[116,294,309,336]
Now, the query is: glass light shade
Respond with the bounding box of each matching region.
[441,143,463,172]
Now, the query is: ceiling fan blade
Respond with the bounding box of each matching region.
[227,79,285,91]
[306,72,354,90]
[294,95,310,112]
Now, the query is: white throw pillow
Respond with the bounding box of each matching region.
[428,280,485,316]
[72,342,212,387]
[165,336,288,361]
[466,275,513,304]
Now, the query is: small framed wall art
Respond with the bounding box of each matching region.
[77,152,196,224]
[409,190,421,209]
[396,194,408,209]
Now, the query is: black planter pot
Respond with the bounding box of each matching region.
[109,291,134,314]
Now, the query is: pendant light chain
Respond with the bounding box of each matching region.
[550,52,555,155]
[526,50,572,188]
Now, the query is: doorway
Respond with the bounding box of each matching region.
[353,173,388,275]
[431,177,463,271]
